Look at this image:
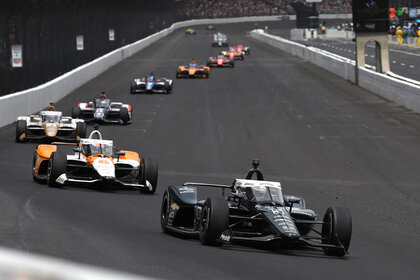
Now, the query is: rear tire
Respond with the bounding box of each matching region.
[199,197,229,246]
[76,122,86,138]
[16,120,27,143]
[72,106,81,119]
[322,207,352,257]
[119,107,129,125]
[140,157,158,194]
[47,152,67,188]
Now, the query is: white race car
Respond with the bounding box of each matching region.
[16,106,86,143]
[33,129,158,193]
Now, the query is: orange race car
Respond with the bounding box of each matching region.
[176,60,210,78]
[220,47,244,60]
[31,129,158,193]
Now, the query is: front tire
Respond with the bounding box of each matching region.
[47,152,67,188]
[16,120,27,142]
[130,81,137,94]
[199,197,229,246]
[140,156,158,194]
[322,207,352,256]
[161,190,171,233]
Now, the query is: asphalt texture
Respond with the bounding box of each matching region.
[0,22,420,280]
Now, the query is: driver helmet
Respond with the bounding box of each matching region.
[47,100,56,111]
[99,91,107,99]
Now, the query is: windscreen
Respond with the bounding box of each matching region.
[42,114,60,123]
[241,186,284,205]
[95,99,110,108]
[83,143,113,156]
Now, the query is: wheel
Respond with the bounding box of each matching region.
[161,190,171,233]
[119,107,129,125]
[140,156,158,194]
[199,197,229,246]
[322,207,352,256]
[72,106,81,119]
[204,69,210,78]
[75,122,86,138]
[32,150,40,182]
[130,81,137,94]
[47,152,67,188]
[164,82,171,94]
[16,120,27,142]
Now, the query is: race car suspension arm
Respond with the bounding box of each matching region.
[228,213,262,228]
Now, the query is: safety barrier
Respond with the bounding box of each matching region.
[250,30,420,114]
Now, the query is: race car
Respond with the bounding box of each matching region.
[130,71,173,94]
[220,47,244,60]
[212,32,228,47]
[161,160,352,257]
[185,28,196,35]
[32,129,158,193]
[72,94,132,125]
[176,60,210,79]
[16,102,86,143]
[234,43,250,55]
[207,54,234,68]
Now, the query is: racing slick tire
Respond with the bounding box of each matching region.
[140,156,158,194]
[199,197,229,246]
[15,120,27,143]
[321,207,352,257]
[72,106,81,119]
[130,81,137,94]
[47,152,67,188]
[203,69,210,78]
[160,190,171,233]
[164,82,172,94]
[119,107,129,125]
[32,150,43,183]
[76,122,86,138]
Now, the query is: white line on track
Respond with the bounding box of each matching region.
[392,60,397,63]
[401,63,406,66]
[409,65,415,68]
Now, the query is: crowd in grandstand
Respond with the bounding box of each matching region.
[177,0,352,19]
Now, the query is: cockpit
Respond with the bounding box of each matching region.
[41,113,61,123]
[235,180,284,205]
[188,63,198,68]
[82,142,113,157]
[147,75,155,82]
[95,99,110,108]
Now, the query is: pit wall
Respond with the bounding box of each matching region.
[250,30,420,113]
[0,14,352,128]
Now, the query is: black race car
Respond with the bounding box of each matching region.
[72,96,132,125]
[161,160,352,257]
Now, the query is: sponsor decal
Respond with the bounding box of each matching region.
[178,186,195,194]
[220,233,231,242]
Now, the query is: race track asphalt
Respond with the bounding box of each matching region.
[0,22,419,280]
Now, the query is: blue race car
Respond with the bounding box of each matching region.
[131,71,173,94]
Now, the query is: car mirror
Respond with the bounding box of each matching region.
[230,193,245,199]
[287,198,300,204]
[73,147,82,153]
[116,151,125,162]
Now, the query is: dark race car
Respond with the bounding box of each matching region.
[72,94,132,125]
[131,72,173,94]
[161,160,352,257]
[207,55,234,68]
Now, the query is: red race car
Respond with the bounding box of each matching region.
[234,43,250,55]
[207,54,234,68]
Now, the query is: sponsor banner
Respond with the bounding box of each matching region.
[76,35,84,50]
[11,45,23,67]
[409,8,416,18]
[109,29,115,41]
